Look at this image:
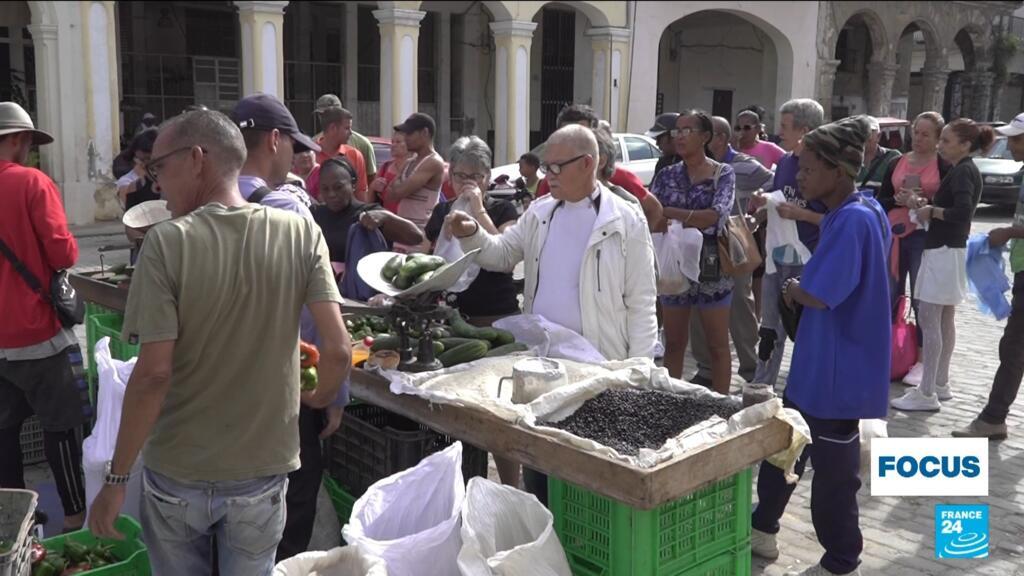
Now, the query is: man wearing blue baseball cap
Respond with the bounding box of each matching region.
[954,112,1024,440]
[231,93,319,217]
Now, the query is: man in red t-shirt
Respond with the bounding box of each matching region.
[0,102,87,532]
[307,107,368,202]
[534,105,663,228]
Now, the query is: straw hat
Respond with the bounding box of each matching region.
[122,200,172,230]
[0,102,53,145]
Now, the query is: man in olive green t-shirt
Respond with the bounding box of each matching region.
[954,114,1024,440]
[87,109,351,576]
[315,93,377,180]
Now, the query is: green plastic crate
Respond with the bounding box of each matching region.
[549,468,753,576]
[85,313,140,405]
[676,544,750,576]
[323,474,356,537]
[41,515,149,576]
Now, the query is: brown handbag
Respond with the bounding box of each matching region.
[710,161,762,278]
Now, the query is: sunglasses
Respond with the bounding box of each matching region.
[670,128,700,138]
[145,146,206,182]
[540,154,588,176]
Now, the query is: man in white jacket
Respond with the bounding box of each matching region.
[447,124,658,361]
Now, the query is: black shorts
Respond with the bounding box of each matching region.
[0,345,90,432]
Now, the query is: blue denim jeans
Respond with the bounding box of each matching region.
[140,467,288,576]
[754,264,804,388]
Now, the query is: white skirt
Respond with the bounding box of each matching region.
[915,247,968,306]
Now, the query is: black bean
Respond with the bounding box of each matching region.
[540,388,741,456]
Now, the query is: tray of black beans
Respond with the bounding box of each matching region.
[539,388,742,456]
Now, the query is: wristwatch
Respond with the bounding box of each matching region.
[104,461,131,486]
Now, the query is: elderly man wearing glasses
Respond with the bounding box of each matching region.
[446,124,658,504]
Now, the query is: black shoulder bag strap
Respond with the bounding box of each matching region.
[249,185,273,205]
[0,236,47,299]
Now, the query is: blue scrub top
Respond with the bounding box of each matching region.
[786,194,892,420]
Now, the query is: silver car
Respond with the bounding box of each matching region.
[974,136,1023,207]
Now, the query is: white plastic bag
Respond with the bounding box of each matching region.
[343,442,466,576]
[434,195,481,293]
[764,190,812,275]
[273,545,388,576]
[654,222,702,296]
[83,337,143,522]
[457,478,571,576]
[492,314,605,364]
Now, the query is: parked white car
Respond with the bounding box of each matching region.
[489,132,662,189]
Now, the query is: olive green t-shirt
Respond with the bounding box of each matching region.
[123,203,342,482]
[1010,182,1024,273]
[349,131,377,178]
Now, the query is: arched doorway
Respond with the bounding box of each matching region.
[656,10,781,129]
[892,21,941,120]
[529,3,597,146]
[945,27,983,120]
[0,3,36,128]
[831,11,887,118]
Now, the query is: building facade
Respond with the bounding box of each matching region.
[1,1,1019,225]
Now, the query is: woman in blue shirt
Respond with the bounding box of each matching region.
[750,116,891,576]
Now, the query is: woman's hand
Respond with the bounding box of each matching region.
[748,191,768,211]
[370,176,387,194]
[459,182,485,213]
[776,202,802,221]
[914,205,933,223]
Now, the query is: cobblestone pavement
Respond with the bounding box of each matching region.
[748,206,1024,576]
[26,208,1024,571]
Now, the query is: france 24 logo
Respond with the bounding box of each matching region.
[870,438,988,496]
[935,505,989,559]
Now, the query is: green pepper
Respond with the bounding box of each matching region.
[32,559,60,576]
[64,542,88,565]
[300,366,318,391]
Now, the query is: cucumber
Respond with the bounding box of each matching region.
[413,270,435,286]
[393,270,414,289]
[381,254,406,282]
[430,326,451,340]
[485,342,529,357]
[398,256,446,282]
[491,329,516,346]
[438,340,490,367]
[438,337,491,351]
[371,334,444,356]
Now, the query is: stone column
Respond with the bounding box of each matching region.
[236,1,287,98]
[867,62,899,117]
[344,1,359,111]
[374,8,426,137]
[587,27,632,131]
[27,23,60,181]
[970,69,995,121]
[490,20,537,165]
[81,1,119,180]
[920,67,949,115]
[816,58,841,120]
[438,12,452,150]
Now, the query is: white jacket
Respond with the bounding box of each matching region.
[460,183,658,360]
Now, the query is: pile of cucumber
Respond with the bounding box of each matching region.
[380,254,448,290]
[367,309,528,368]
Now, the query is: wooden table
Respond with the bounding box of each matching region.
[71,273,129,312]
[350,368,791,510]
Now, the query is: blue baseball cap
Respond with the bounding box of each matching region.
[231,93,320,153]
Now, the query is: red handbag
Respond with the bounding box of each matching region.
[891,296,919,381]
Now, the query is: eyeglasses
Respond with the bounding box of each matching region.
[451,171,487,182]
[540,154,588,176]
[145,146,205,182]
[734,124,756,132]
[670,128,699,139]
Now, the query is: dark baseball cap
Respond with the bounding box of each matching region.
[646,113,679,139]
[394,113,436,137]
[231,93,320,153]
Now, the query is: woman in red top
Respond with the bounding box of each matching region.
[371,130,412,213]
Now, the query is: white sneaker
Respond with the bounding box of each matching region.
[751,528,779,559]
[785,564,860,576]
[891,387,941,412]
[935,383,953,402]
[902,362,923,386]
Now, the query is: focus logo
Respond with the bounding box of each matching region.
[935,505,989,559]
[871,438,988,496]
